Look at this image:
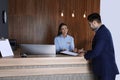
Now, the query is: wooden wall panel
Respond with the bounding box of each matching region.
[8,0,100,50]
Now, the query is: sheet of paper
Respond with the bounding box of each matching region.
[0,39,14,57]
[60,51,78,56]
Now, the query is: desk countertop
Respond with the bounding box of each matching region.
[0,48,84,58]
[0,49,90,78]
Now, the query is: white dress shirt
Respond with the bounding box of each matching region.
[54,35,75,53]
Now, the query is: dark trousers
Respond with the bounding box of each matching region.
[97,75,116,80]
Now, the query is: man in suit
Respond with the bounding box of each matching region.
[79,13,119,80]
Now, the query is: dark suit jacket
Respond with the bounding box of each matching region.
[84,25,119,76]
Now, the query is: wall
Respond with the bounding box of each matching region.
[0,0,8,38]
[100,0,120,80]
[8,0,100,50]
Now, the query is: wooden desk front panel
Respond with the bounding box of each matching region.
[0,55,96,80]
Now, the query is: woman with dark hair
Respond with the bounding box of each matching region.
[54,23,77,53]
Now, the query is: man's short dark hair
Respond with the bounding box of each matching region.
[87,13,101,23]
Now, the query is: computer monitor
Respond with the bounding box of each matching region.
[20,44,56,57]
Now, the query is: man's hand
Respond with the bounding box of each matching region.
[78,48,86,57]
[78,48,84,53]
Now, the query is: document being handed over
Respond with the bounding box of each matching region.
[60,50,78,56]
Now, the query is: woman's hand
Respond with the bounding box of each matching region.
[73,48,78,52]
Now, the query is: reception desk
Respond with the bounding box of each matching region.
[0,50,96,80]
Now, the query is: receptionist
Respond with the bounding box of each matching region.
[54,23,77,53]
